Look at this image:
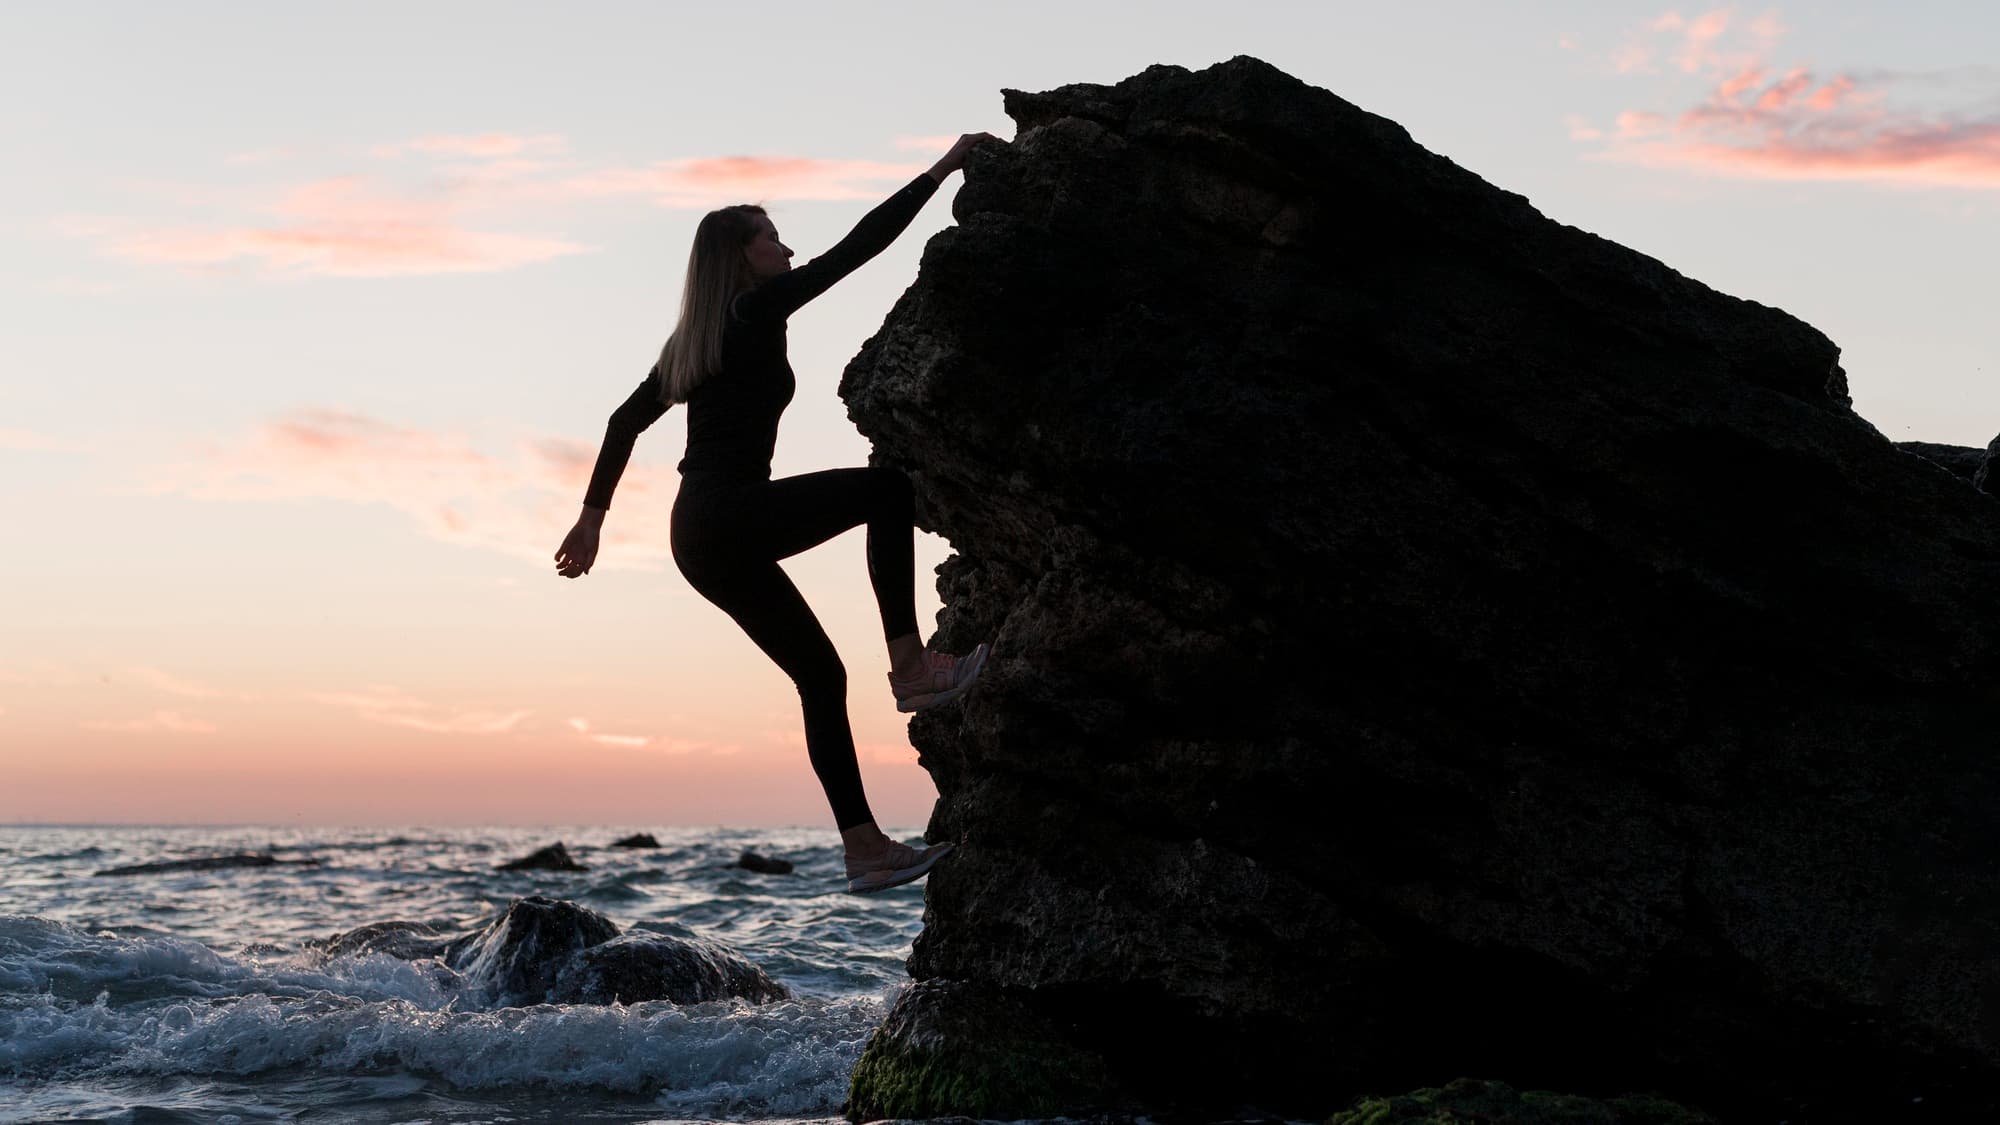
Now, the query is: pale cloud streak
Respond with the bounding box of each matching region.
[1575,8,2000,189]
[123,666,254,701]
[56,133,937,281]
[305,685,531,735]
[566,716,713,754]
[130,406,674,570]
[82,710,217,734]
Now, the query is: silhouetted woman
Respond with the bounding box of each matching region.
[554,133,999,894]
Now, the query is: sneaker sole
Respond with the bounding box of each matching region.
[894,644,989,713]
[846,842,955,894]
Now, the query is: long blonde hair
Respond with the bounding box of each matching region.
[655,203,768,406]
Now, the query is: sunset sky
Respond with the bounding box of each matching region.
[3,1,1996,828]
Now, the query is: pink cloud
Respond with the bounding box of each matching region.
[67,135,940,279]
[1565,114,1605,142]
[1617,111,1669,138]
[133,407,677,570]
[96,174,592,279]
[1581,11,2000,189]
[82,710,217,734]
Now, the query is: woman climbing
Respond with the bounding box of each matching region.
[552,132,1000,894]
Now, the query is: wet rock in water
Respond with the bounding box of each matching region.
[1897,440,1986,484]
[1327,1078,1718,1124]
[94,853,321,877]
[308,919,457,962]
[449,895,621,1006]
[496,841,586,871]
[610,833,661,848]
[440,895,785,1008]
[553,931,789,1005]
[734,850,794,874]
[837,53,2000,1125]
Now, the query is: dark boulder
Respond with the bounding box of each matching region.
[1981,433,2000,496]
[496,841,586,871]
[552,931,788,1005]
[734,850,794,875]
[449,895,620,1006]
[421,896,786,1008]
[837,55,2000,1124]
[609,833,661,848]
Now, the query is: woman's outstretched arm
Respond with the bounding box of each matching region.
[556,369,668,578]
[734,133,997,324]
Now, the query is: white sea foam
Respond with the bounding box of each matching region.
[2,912,904,1117]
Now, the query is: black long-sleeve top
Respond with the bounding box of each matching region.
[581,171,941,510]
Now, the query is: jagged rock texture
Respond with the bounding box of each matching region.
[838,56,2000,1123]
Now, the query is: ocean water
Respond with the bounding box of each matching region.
[0,824,949,1124]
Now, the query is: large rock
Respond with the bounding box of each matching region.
[838,56,2000,1123]
[329,896,790,1008]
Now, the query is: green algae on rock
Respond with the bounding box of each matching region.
[1327,1077,1718,1125]
[844,979,1118,1121]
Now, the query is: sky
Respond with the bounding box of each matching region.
[2,1,1996,829]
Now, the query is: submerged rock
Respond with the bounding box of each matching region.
[734,850,794,874]
[610,833,661,848]
[94,854,321,877]
[496,841,586,871]
[838,55,2000,1123]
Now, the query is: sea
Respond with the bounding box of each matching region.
[0,823,979,1125]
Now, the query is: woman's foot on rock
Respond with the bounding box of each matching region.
[844,838,955,894]
[888,643,990,713]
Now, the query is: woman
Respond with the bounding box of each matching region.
[553,132,1000,894]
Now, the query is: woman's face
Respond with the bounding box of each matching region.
[744,215,792,280]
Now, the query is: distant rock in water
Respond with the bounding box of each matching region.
[94,853,321,877]
[734,850,793,875]
[496,841,586,871]
[610,833,661,848]
[837,54,2000,1124]
[553,931,787,1005]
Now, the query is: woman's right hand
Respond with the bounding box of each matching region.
[939,131,1000,173]
[554,521,600,578]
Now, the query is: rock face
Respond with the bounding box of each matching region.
[837,56,2000,1123]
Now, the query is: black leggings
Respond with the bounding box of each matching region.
[670,466,921,831]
